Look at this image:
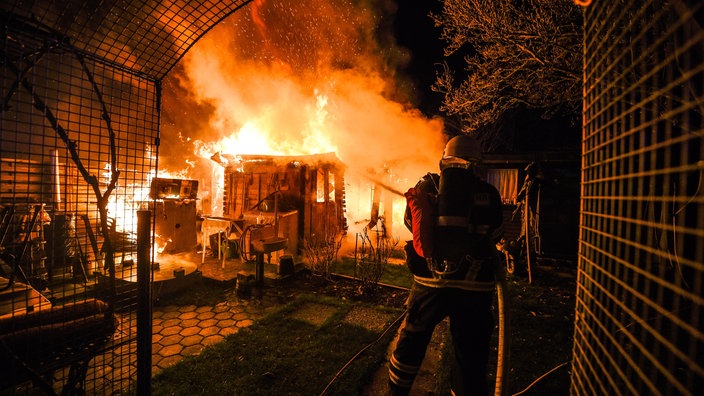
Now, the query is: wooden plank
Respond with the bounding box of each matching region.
[0,168,45,177]
[0,175,46,184]
[0,194,45,202]
[0,181,44,192]
[0,159,44,173]
[0,158,51,204]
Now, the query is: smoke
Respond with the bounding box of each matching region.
[159,0,446,234]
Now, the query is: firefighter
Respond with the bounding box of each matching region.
[389,135,504,396]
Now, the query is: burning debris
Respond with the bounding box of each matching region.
[208,152,345,264]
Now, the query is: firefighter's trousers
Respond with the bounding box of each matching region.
[389,283,494,396]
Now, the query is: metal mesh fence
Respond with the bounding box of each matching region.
[1,1,250,393]
[574,1,704,395]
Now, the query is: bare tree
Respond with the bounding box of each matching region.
[431,0,583,146]
[3,25,122,303]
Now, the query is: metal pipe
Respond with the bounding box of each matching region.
[274,192,279,236]
[51,149,61,211]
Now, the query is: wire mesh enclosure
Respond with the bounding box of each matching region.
[1,0,250,393]
[575,1,704,394]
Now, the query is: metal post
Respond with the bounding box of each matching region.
[255,253,264,284]
[51,149,61,211]
[137,210,152,395]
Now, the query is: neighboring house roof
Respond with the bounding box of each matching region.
[482,151,580,166]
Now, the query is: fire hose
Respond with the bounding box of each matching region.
[317,269,510,396]
[494,266,510,396]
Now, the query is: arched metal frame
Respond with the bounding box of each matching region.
[1,1,250,393]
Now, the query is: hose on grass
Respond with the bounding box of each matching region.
[318,308,407,396]
[511,361,570,396]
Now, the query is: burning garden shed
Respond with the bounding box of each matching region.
[209,152,347,261]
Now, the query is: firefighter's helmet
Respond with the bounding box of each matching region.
[440,135,482,169]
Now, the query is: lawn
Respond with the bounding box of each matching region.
[150,258,577,395]
[151,294,404,395]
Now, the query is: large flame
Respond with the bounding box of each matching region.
[159,0,446,239]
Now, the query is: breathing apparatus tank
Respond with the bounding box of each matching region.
[432,135,495,278]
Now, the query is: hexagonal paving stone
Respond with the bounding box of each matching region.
[199,318,218,327]
[217,319,236,328]
[181,334,204,347]
[161,310,181,320]
[197,311,216,320]
[199,326,221,337]
[178,305,197,313]
[161,318,182,328]
[158,344,184,358]
[180,326,201,337]
[232,312,250,321]
[180,318,200,327]
[220,327,238,337]
[178,311,198,320]
[236,319,254,328]
[159,334,184,347]
[161,325,182,336]
[214,311,233,320]
[202,334,225,346]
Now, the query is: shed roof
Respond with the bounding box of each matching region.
[211,152,344,171]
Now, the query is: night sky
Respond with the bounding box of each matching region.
[389,0,581,151]
[392,0,446,117]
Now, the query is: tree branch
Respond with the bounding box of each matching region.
[74,52,121,201]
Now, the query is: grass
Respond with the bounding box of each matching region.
[151,294,404,396]
[149,258,576,395]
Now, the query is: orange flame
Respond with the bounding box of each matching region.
[160,0,446,239]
